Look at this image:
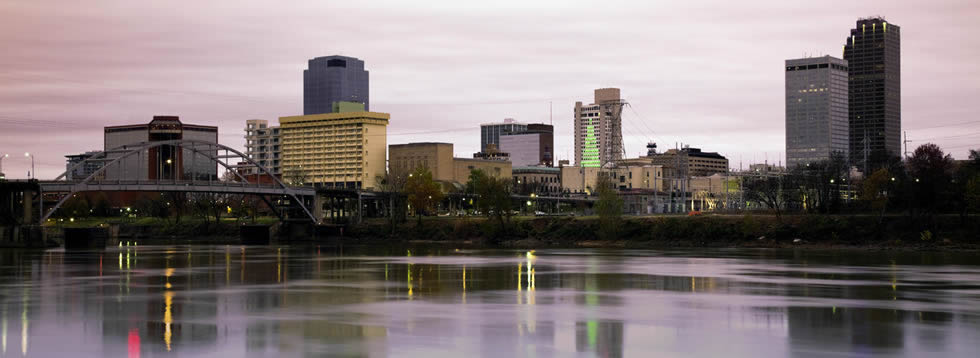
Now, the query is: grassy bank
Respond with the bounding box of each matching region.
[347,214,980,250]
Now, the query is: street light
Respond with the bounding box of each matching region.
[24,152,34,180]
[0,153,8,178]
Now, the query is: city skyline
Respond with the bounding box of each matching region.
[2,0,979,179]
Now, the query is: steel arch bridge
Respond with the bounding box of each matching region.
[39,139,316,223]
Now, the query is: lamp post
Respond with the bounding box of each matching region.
[0,153,8,179]
[24,152,34,180]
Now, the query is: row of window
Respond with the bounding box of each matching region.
[786,63,848,72]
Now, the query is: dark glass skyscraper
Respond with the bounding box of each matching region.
[843,17,900,171]
[303,55,369,115]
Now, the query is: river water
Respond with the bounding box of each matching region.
[0,245,978,357]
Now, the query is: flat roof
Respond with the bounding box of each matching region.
[279,111,390,124]
[389,142,452,146]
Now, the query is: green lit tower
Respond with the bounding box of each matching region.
[574,88,625,167]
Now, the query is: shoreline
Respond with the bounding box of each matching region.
[3,214,977,251]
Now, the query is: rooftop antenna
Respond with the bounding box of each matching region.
[550,101,553,125]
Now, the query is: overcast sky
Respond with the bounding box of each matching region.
[1,0,978,179]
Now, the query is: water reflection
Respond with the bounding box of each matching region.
[0,247,978,356]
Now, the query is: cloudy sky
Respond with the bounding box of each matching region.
[1,0,978,178]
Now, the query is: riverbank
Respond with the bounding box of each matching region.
[5,214,977,250]
[345,214,980,251]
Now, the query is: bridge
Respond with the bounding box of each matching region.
[28,139,318,223]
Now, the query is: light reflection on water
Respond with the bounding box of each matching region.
[0,246,978,357]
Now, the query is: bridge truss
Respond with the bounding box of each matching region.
[40,139,316,223]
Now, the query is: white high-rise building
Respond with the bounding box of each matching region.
[574,88,625,167]
[244,119,281,175]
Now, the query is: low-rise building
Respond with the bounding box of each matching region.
[279,104,388,189]
[560,165,602,194]
[607,165,667,191]
[472,143,510,161]
[389,142,511,188]
[103,116,218,180]
[646,146,729,176]
[65,151,105,181]
[512,166,561,195]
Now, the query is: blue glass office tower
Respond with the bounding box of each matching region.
[303,55,369,115]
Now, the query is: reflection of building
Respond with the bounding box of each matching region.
[480,118,526,153]
[279,103,388,189]
[65,151,105,180]
[575,88,625,167]
[785,55,849,168]
[244,119,281,175]
[389,142,512,187]
[304,55,369,115]
[844,17,901,170]
[500,123,554,167]
[103,116,218,180]
[575,320,624,358]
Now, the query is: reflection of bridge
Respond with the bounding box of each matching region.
[34,139,317,223]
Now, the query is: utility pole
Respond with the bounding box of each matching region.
[903,131,911,159]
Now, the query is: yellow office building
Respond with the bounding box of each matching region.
[279,110,389,190]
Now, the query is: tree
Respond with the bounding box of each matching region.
[952,148,980,220]
[59,195,90,219]
[164,192,188,224]
[861,168,891,223]
[136,193,170,221]
[283,166,310,186]
[594,174,623,240]
[404,166,443,226]
[468,169,513,229]
[906,143,955,217]
[91,192,112,217]
[377,168,409,234]
[743,174,789,221]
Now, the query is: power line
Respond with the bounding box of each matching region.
[910,131,980,141]
[907,120,980,130]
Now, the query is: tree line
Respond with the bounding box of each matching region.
[743,144,980,222]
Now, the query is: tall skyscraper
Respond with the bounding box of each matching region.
[303,55,369,115]
[843,17,900,170]
[480,118,527,153]
[574,88,625,167]
[785,55,849,168]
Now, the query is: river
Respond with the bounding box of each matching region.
[0,245,978,357]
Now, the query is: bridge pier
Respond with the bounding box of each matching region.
[240,224,271,245]
[63,227,108,249]
[313,194,324,223]
[23,188,33,224]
